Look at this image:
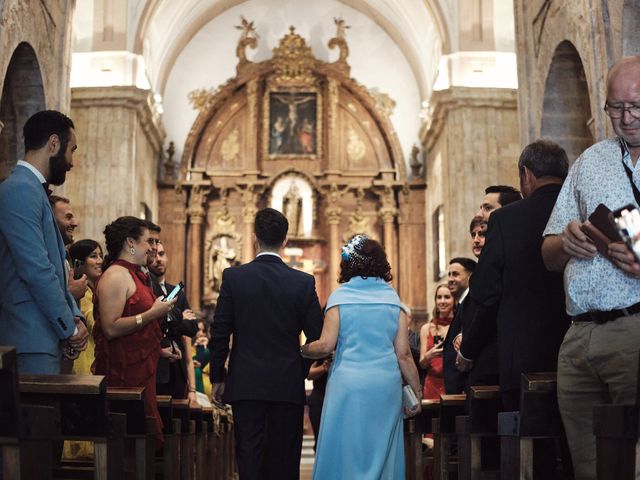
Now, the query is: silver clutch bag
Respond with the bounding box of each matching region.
[402,385,419,412]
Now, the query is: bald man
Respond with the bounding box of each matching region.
[542,56,640,479]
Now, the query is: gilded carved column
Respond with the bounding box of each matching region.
[186,184,210,311]
[379,186,398,286]
[324,183,347,293]
[238,184,261,262]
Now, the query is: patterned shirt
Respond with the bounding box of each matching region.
[544,138,640,315]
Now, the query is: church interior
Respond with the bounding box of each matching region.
[1,0,639,478]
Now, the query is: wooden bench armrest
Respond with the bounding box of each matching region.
[107,387,145,401]
[19,374,105,394]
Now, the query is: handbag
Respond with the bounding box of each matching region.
[402,384,419,415]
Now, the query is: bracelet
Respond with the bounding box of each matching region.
[135,314,143,326]
[188,388,196,393]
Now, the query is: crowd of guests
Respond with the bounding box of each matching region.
[1,55,640,480]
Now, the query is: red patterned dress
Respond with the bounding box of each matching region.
[93,259,164,444]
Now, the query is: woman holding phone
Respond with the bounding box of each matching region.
[68,239,104,375]
[420,284,456,400]
[93,216,176,446]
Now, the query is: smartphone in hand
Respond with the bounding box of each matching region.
[72,259,84,280]
[165,281,184,302]
[613,204,640,262]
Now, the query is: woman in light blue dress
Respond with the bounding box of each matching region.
[301,235,422,479]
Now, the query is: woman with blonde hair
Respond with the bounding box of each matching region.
[420,284,456,400]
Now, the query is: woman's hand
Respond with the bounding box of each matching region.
[160,345,181,362]
[419,340,443,368]
[147,296,177,320]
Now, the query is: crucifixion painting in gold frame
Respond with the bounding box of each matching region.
[263,85,323,160]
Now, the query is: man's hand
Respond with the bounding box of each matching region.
[453,334,462,352]
[182,309,197,321]
[562,220,597,259]
[455,351,473,372]
[68,317,89,351]
[608,241,640,277]
[68,274,88,300]
[212,382,225,404]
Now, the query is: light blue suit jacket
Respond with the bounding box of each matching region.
[0,164,81,355]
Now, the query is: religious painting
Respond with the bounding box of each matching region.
[268,92,317,156]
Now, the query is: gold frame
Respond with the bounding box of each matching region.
[262,84,323,160]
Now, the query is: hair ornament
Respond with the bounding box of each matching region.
[341,234,368,261]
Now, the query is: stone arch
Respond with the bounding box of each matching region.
[622,0,640,56]
[0,42,46,180]
[541,41,593,163]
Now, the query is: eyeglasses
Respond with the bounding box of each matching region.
[604,103,640,119]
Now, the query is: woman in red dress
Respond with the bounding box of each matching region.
[93,216,176,446]
[419,284,456,400]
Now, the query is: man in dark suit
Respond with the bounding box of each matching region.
[149,240,198,400]
[0,110,88,373]
[442,257,476,394]
[457,140,571,411]
[210,208,323,480]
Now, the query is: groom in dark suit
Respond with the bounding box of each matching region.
[210,207,323,480]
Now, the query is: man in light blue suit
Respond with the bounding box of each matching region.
[0,110,88,374]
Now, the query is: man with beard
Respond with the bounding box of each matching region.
[145,222,198,400]
[0,110,88,373]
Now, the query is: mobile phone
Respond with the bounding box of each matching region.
[72,259,84,280]
[433,335,443,345]
[612,204,640,261]
[165,281,184,302]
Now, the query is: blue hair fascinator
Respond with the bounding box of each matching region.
[341,234,368,261]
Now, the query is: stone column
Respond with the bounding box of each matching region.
[186,184,210,312]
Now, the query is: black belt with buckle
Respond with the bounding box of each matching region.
[573,301,640,324]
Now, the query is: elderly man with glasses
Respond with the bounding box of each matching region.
[541,56,640,480]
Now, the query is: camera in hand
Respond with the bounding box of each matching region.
[433,335,443,345]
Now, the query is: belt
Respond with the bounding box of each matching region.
[573,301,640,324]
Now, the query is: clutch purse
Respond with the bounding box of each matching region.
[402,385,419,413]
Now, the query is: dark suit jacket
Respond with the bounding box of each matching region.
[210,254,323,405]
[460,183,570,391]
[443,295,469,394]
[151,279,198,385]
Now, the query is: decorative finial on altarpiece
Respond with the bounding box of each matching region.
[235,16,259,64]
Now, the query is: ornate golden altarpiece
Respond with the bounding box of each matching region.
[158,21,427,319]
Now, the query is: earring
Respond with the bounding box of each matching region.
[129,246,136,255]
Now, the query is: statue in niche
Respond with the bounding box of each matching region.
[209,236,237,294]
[283,182,303,237]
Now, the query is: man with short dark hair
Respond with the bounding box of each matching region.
[49,195,78,245]
[210,207,323,480]
[150,241,198,400]
[0,110,88,373]
[477,185,522,221]
[442,257,476,394]
[542,56,640,478]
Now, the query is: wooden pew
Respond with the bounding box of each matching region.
[0,346,57,480]
[498,372,563,480]
[456,385,501,480]
[18,374,127,480]
[433,394,466,480]
[107,386,156,480]
[593,352,640,480]
[202,406,215,480]
[172,398,195,480]
[404,399,440,480]
[188,401,204,480]
[157,395,180,479]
